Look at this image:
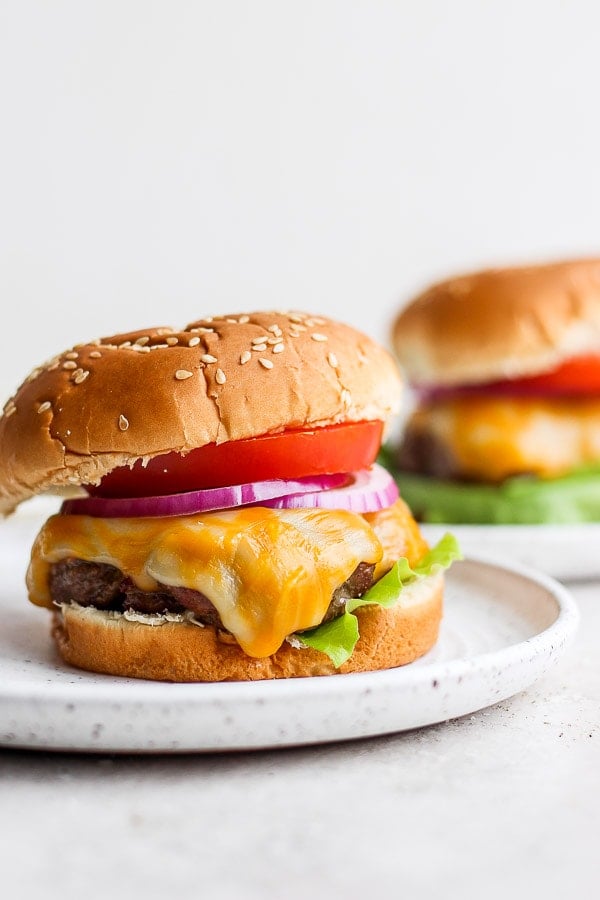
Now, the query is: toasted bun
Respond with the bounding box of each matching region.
[0,312,401,514]
[393,259,600,387]
[51,573,443,681]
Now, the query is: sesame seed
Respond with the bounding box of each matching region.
[267,336,283,345]
[4,401,16,417]
[267,324,282,335]
[64,352,79,360]
[62,361,77,370]
[311,333,328,342]
[134,336,150,346]
[238,315,250,324]
[312,317,326,325]
[73,370,90,384]
[272,343,284,354]
[119,415,129,431]
[175,369,193,380]
[37,401,51,414]
[226,318,238,324]
[328,352,338,368]
[289,314,304,323]
[166,336,179,346]
[251,335,268,345]
[288,330,301,338]
[251,343,267,352]
[341,389,352,408]
[89,350,102,358]
[259,358,274,369]
[118,341,132,349]
[215,368,227,384]
[149,343,169,350]
[155,328,174,336]
[188,336,201,347]
[201,354,217,364]
[240,351,251,365]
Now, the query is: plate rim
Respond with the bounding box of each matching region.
[0,555,579,706]
[421,522,600,581]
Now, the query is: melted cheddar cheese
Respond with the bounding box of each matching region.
[27,501,423,658]
[413,395,600,482]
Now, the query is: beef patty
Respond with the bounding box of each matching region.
[49,558,376,630]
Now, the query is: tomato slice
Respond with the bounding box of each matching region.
[425,354,600,400]
[87,421,384,498]
[504,355,600,394]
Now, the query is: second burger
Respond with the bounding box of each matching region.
[388,258,600,524]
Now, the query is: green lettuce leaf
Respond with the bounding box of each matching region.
[389,466,600,525]
[296,534,461,668]
[377,445,600,524]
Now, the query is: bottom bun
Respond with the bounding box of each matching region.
[51,573,444,682]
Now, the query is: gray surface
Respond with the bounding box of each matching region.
[1,581,599,900]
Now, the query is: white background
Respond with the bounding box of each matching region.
[1,0,600,398]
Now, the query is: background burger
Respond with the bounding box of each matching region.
[387,258,600,524]
[0,311,458,681]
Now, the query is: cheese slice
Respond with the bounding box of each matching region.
[415,395,600,481]
[27,506,386,658]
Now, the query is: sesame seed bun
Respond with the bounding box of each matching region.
[51,573,443,681]
[392,258,600,387]
[0,312,401,514]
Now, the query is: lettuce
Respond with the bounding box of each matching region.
[296,533,461,668]
[377,444,600,524]
[390,467,600,524]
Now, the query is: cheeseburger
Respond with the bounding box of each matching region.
[388,259,600,524]
[0,311,457,681]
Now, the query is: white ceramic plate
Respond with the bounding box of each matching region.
[0,497,579,753]
[421,523,600,582]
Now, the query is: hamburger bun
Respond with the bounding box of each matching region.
[0,311,401,515]
[393,258,600,387]
[52,572,443,681]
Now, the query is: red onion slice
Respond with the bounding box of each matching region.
[61,472,349,518]
[260,464,398,513]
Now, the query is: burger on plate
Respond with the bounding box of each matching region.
[387,258,600,524]
[0,311,458,681]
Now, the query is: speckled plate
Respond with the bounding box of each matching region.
[0,498,579,753]
[421,523,600,582]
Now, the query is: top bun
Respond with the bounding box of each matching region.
[393,258,600,387]
[0,311,401,513]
